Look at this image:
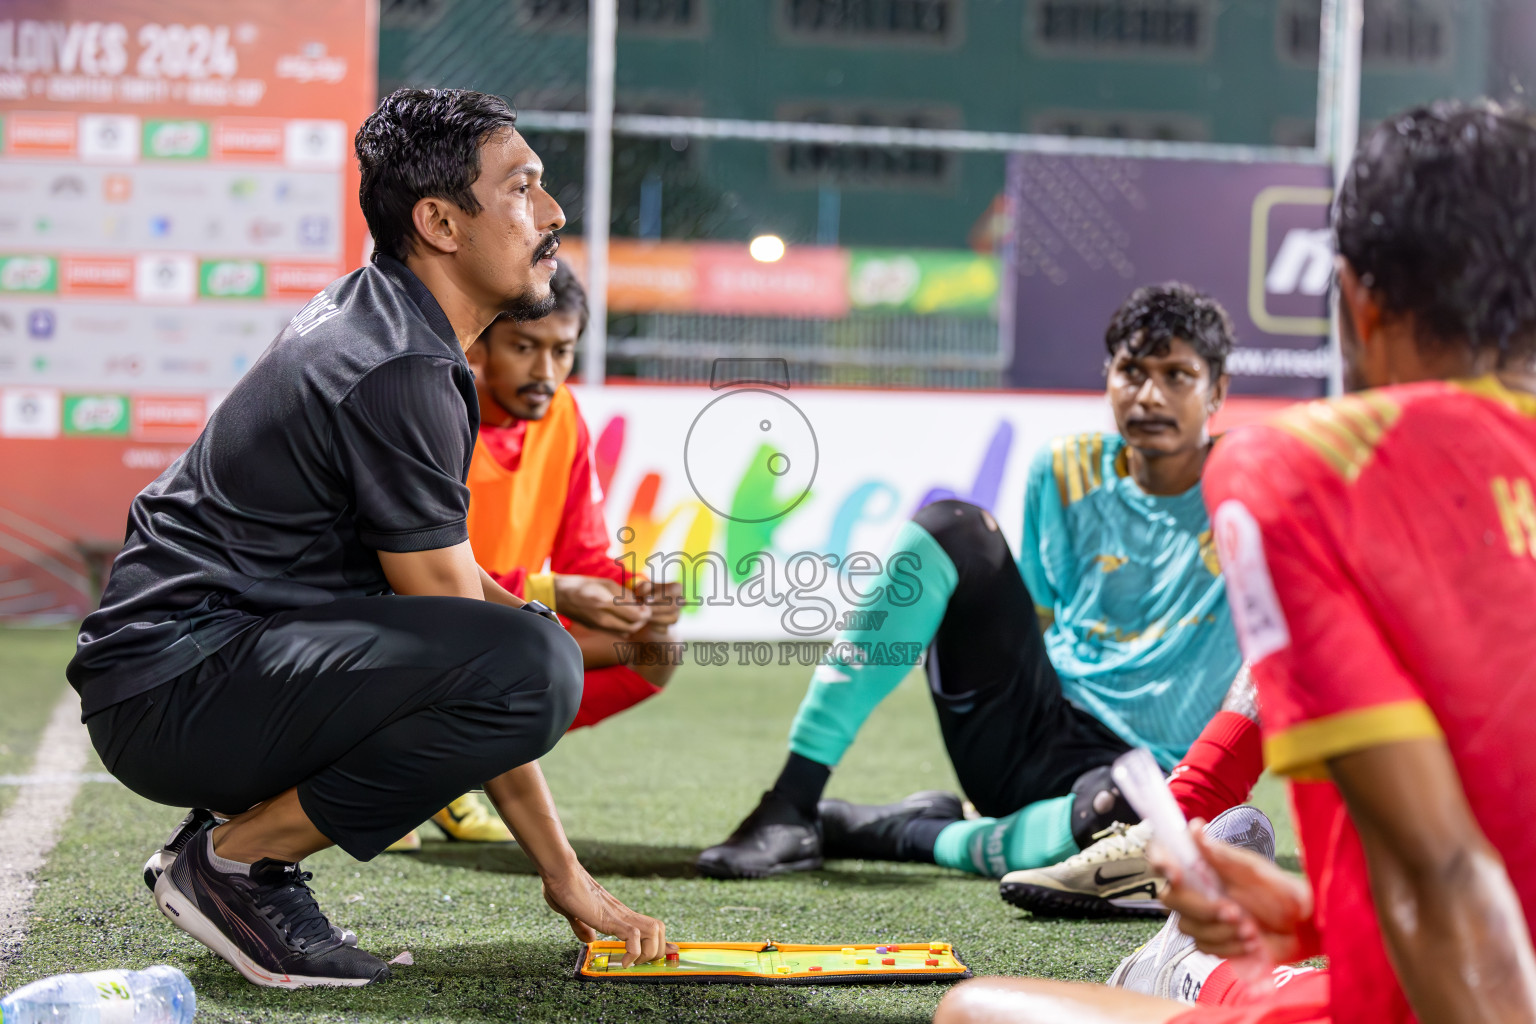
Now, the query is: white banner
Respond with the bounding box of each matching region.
[570,384,1114,640]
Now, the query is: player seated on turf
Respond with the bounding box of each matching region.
[698,284,1263,900]
[77,88,670,988]
[389,262,681,850]
[935,98,1536,1024]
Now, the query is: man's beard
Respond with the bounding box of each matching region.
[502,287,557,322]
[501,231,561,321]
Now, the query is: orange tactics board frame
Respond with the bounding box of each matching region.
[575,941,972,985]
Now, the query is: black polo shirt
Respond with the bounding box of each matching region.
[68,255,479,716]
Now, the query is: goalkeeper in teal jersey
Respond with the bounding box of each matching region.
[698,284,1253,889]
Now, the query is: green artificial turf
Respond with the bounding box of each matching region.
[0,636,1296,1023]
[0,628,75,818]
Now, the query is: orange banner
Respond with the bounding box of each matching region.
[0,1,377,619]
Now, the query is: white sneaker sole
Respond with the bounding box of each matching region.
[153,870,375,988]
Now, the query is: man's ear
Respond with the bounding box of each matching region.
[411,196,463,257]
[1208,372,1229,414]
[1337,259,1381,351]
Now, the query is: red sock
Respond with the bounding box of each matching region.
[1195,960,1242,1006]
[1167,711,1264,823]
[567,665,662,731]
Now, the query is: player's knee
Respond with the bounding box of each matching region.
[912,500,1006,566]
[1069,765,1137,848]
[535,623,585,740]
[488,615,584,747]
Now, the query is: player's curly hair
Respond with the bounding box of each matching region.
[1103,282,1235,379]
[355,88,519,262]
[1335,100,1536,360]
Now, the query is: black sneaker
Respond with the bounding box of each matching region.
[143,808,221,891]
[144,811,359,948]
[818,791,964,862]
[155,826,389,987]
[695,791,821,879]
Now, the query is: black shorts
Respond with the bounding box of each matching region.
[86,595,582,860]
[916,501,1131,818]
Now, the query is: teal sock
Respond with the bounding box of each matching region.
[931,795,1078,878]
[786,519,958,767]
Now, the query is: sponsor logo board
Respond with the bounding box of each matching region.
[143,119,210,160]
[0,387,60,438]
[200,259,265,298]
[133,394,206,440]
[61,256,134,296]
[214,119,285,161]
[284,120,346,170]
[62,393,131,436]
[0,255,56,293]
[7,115,76,157]
[135,254,197,303]
[267,262,337,298]
[78,115,140,163]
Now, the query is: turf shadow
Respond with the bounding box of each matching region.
[410,841,974,888]
[409,838,703,878]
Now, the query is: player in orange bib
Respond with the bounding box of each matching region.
[392,262,679,849]
[934,100,1536,1024]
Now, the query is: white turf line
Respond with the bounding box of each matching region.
[0,688,92,986]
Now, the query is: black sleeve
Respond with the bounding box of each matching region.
[335,355,473,552]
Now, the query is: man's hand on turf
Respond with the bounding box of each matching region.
[632,579,682,626]
[1151,820,1312,972]
[553,575,653,634]
[542,870,675,967]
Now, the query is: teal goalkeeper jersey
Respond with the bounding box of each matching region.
[1017,432,1241,769]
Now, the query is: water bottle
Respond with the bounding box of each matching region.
[0,965,195,1023]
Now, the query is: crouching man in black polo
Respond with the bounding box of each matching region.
[69,88,669,988]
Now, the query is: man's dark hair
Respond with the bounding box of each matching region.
[1335,100,1536,359]
[550,260,589,336]
[1104,282,1235,379]
[355,88,519,262]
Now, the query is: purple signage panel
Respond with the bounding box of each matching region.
[1005,154,1333,397]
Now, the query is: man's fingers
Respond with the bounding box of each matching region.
[1193,831,1310,926]
[568,917,597,943]
[638,926,661,966]
[621,932,641,969]
[1196,829,1276,883]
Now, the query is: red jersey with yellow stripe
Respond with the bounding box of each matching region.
[1203,375,1536,1024]
[466,386,622,597]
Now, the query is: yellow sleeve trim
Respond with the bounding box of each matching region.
[1050,433,1108,507]
[526,572,558,612]
[1453,374,1536,418]
[1271,391,1402,482]
[1265,699,1443,779]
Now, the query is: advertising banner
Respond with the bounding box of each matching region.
[558,240,996,319]
[848,249,1000,316]
[1005,154,1334,397]
[0,1,376,619]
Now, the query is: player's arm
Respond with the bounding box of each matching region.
[377,541,516,603]
[483,761,670,967]
[1331,738,1536,1024]
[381,547,667,963]
[1017,445,1066,633]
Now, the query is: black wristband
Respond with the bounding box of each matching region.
[520,599,560,623]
